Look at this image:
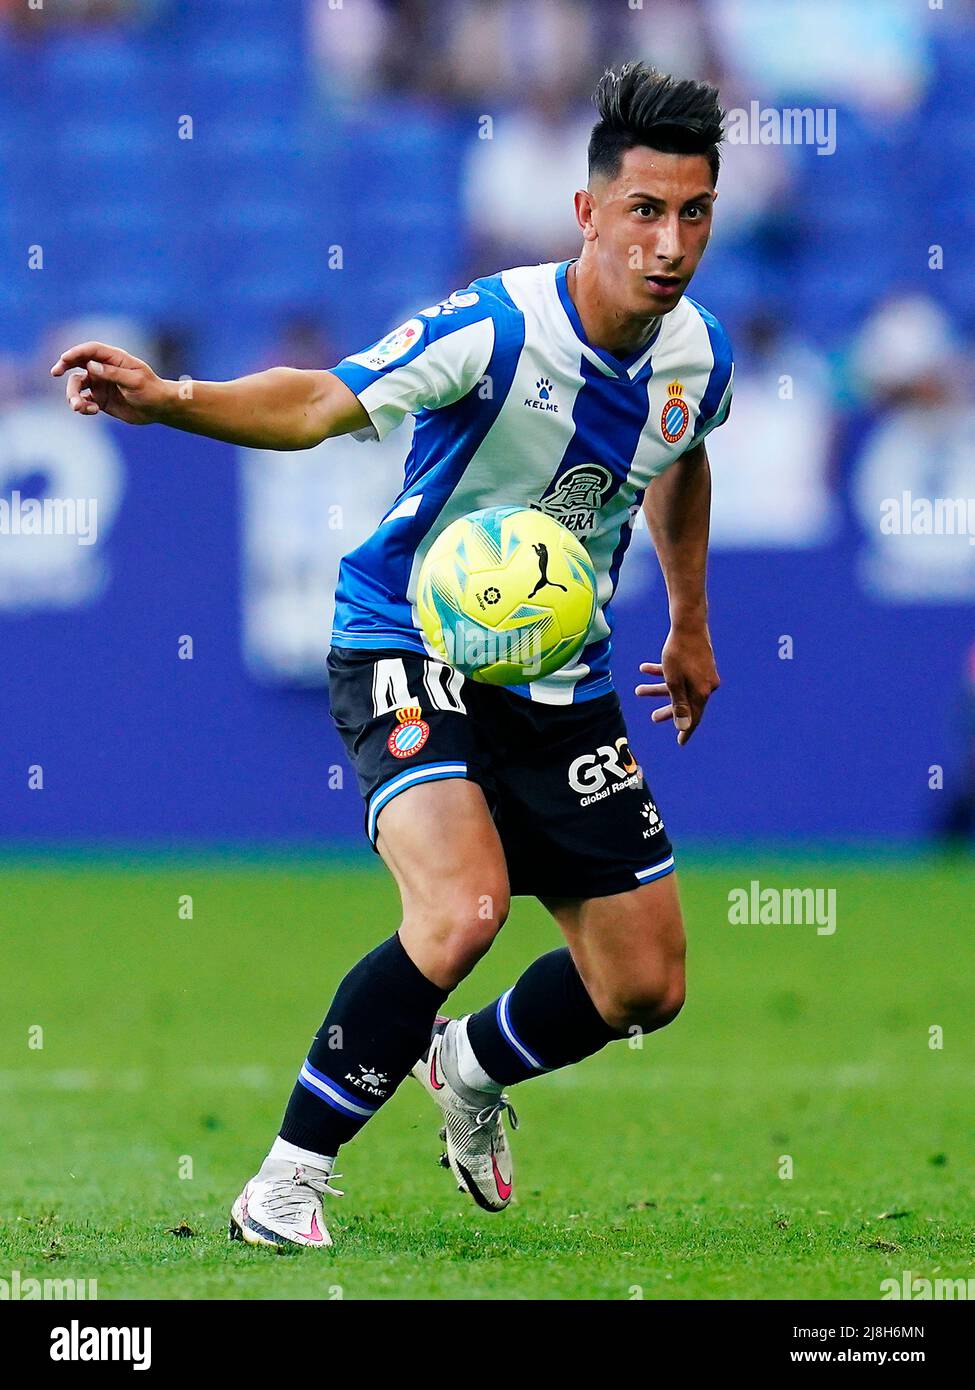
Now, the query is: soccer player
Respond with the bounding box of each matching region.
[52,64,733,1248]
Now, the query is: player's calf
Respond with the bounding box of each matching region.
[549,874,687,1036]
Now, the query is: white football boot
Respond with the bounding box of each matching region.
[228,1160,342,1248]
[412,1016,518,1212]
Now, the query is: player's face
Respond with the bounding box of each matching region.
[580,147,715,315]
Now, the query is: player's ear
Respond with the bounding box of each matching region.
[574,188,597,240]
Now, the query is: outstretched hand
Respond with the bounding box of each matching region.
[50,341,168,425]
[635,625,720,746]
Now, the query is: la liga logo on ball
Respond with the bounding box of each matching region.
[387,703,430,759]
[660,379,690,444]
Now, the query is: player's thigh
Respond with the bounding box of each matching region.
[491,687,674,901]
[375,775,509,915]
[541,872,686,1031]
[327,644,507,982]
[376,777,511,987]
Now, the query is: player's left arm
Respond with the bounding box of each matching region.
[637,440,719,745]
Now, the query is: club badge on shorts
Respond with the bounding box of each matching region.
[387,703,430,759]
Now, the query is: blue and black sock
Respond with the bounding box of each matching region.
[279,931,448,1155]
[464,947,619,1087]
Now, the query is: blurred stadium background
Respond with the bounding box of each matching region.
[2,0,974,1302]
[1,0,973,845]
[1,0,973,850]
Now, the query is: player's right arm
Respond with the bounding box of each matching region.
[50,341,369,450]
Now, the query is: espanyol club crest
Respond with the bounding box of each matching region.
[387,703,430,759]
[660,379,690,444]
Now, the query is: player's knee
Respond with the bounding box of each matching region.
[649,973,686,1029]
[594,968,685,1034]
[411,879,510,986]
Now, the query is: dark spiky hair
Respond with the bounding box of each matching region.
[588,63,725,186]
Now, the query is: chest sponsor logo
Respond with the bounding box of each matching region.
[568,736,644,805]
[531,463,614,534]
[661,379,690,444]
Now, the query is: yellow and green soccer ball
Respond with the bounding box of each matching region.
[416,506,597,685]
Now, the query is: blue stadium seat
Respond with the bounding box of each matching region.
[177,0,302,42]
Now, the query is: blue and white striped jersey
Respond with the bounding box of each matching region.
[329,260,733,705]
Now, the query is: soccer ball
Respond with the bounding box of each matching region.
[416,505,597,685]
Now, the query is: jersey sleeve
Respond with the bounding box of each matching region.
[694,363,734,445]
[328,289,498,441]
[688,310,734,451]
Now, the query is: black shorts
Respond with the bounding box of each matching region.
[326,645,675,900]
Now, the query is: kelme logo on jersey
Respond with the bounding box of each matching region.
[387,703,430,759]
[349,318,424,371]
[530,463,614,534]
[525,377,558,413]
[661,379,690,444]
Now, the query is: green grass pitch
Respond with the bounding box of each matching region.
[1,853,971,1300]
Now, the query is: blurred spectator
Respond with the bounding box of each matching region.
[613,0,722,87]
[461,83,591,272]
[309,0,391,102]
[851,295,958,406]
[443,0,597,103]
[708,312,837,549]
[709,0,931,116]
[241,426,412,683]
[849,295,975,600]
